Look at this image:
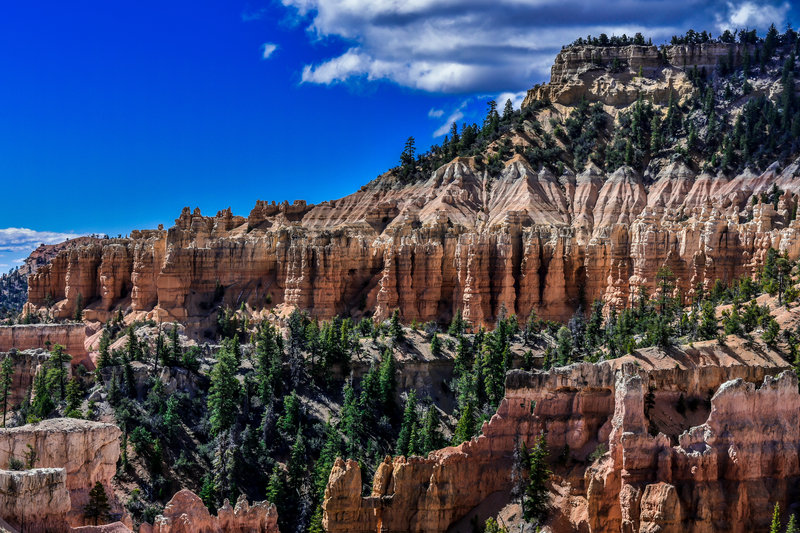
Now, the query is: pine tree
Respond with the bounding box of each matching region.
[169,323,182,365]
[786,514,798,533]
[523,431,551,523]
[29,368,55,421]
[556,326,573,366]
[0,357,13,427]
[430,332,442,357]
[502,99,514,121]
[390,309,404,345]
[771,503,781,533]
[697,300,718,340]
[448,309,466,336]
[207,343,241,437]
[395,390,419,456]
[377,348,396,409]
[65,377,83,418]
[49,344,72,401]
[255,322,282,405]
[452,401,477,445]
[288,429,307,490]
[278,390,301,437]
[421,406,443,454]
[84,481,111,525]
[96,329,112,370]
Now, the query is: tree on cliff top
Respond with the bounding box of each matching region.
[84,481,111,525]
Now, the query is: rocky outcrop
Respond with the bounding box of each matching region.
[0,324,89,364]
[22,157,800,329]
[523,42,756,108]
[0,468,70,532]
[0,419,123,528]
[322,345,795,532]
[143,489,279,533]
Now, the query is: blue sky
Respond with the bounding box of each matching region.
[0,0,797,269]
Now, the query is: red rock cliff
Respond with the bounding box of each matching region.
[322,344,797,532]
[21,159,800,329]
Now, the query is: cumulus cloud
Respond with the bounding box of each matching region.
[717,1,790,32]
[0,228,81,253]
[432,100,468,137]
[281,0,796,93]
[262,43,278,59]
[496,91,528,111]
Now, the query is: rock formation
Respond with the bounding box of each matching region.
[19,157,800,331]
[142,489,279,533]
[0,419,123,530]
[322,344,797,532]
[0,324,90,364]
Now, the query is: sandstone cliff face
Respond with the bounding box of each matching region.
[322,346,795,532]
[142,489,279,533]
[0,468,70,532]
[0,419,123,530]
[523,42,755,108]
[23,157,800,329]
[0,324,89,364]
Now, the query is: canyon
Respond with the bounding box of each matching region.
[3,36,800,533]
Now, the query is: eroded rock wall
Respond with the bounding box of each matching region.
[322,347,796,532]
[23,158,800,329]
[0,419,123,529]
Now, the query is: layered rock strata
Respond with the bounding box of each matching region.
[0,419,123,529]
[22,159,800,329]
[0,324,89,363]
[322,346,796,532]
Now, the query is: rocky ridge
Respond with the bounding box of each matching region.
[322,346,796,532]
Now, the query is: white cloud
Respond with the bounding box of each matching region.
[0,228,81,253]
[262,43,278,59]
[497,91,528,112]
[433,100,468,137]
[718,1,790,32]
[428,108,444,118]
[279,0,792,93]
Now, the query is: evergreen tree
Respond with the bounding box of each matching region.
[453,401,477,445]
[96,329,112,370]
[49,344,72,401]
[430,332,442,357]
[0,356,13,427]
[421,406,443,454]
[255,322,282,405]
[65,377,83,418]
[697,301,718,340]
[377,348,396,409]
[555,326,573,366]
[84,481,111,525]
[502,99,514,121]
[207,343,241,437]
[786,514,798,533]
[523,431,551,524]
[29,368,55,421]
[277,390,302,437]
[390,309,405,345]
[169,323,182,365]
[396,390,419,456]
[448,309,466,336]
[771,503,782,533]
